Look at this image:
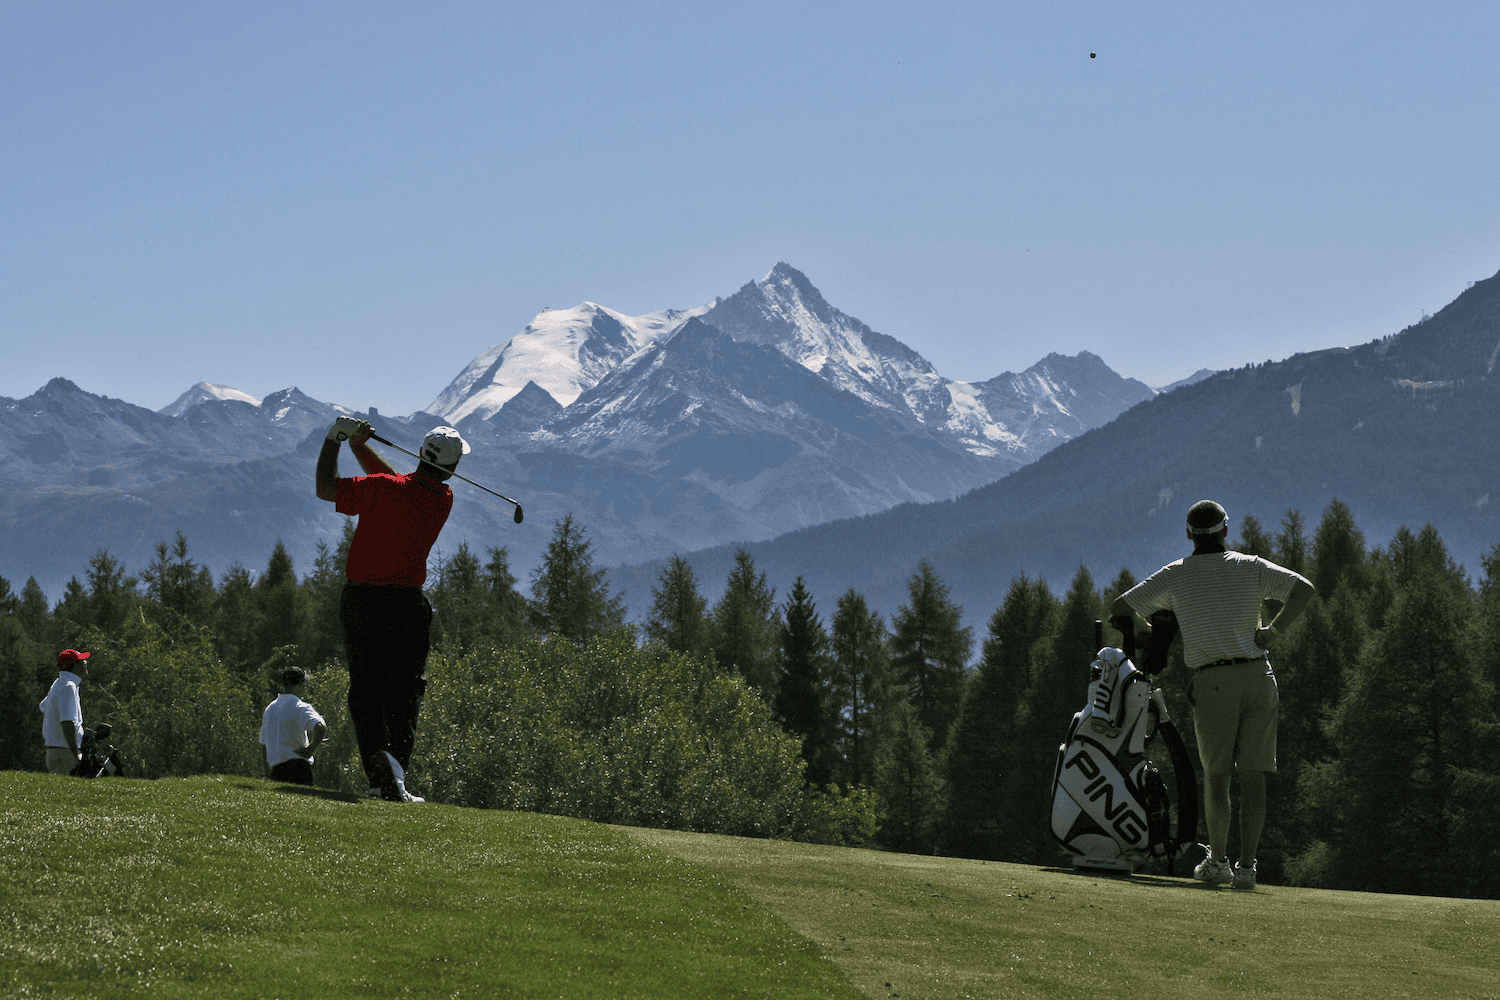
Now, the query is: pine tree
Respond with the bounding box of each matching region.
[775,577,836,786]
[1234,514,1274,558]
[645,555,709,658]
[1275,509,1308,576]
[429,541,487,652]
[708,549,781,697]
[889,561,972,750]
[529,514,625,644]
[1475,540,1500,719]
[1263,584,1361,882]
[1104,567,1136,605]
[481,546,531,647]
[829,589,895,788]
[1362,546,1398,633]
[52,577,88,631]
[940,575,1053,859]
[1010,567,1095,862]
[213,563,260,673]
[300,534,348,667]
[253,541,306,668]
[1387,524,1467,593]
[0,576,41,770]
[969,575,1057,858]
[56,550,137,637]
[877,702,944,854]
[1310,499,1367,597]
[17,577,51,646]
[1306,567,1488,895]
[426,542,531,652]
[140,531,214,623]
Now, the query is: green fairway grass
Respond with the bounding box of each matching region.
[1,773,859,999]
[628,828,1500,1000]
[4,772,1496,999]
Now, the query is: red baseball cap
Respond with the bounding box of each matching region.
[57,649,91,667]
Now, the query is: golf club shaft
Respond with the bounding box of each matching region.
[368,432,524,522]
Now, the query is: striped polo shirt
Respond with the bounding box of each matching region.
[1122,550,1308,669]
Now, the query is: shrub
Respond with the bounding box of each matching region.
[419,632,809,837]
[91,613,261,779]
[792,784,881,847]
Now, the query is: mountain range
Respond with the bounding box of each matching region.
[0,264,1177,605]
[611,266,1500,634]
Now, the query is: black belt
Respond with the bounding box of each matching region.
[1197,656,1267,671]
[345,580,419,590]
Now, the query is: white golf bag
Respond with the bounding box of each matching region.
[1050,618,1196,873]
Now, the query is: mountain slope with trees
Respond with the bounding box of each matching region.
[616,267,1500,633]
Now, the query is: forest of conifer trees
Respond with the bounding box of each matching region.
[4,499,1497,898]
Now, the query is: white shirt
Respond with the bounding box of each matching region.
[1123,550,1309,669]
[40,671,84,748]
[259,693,327,767]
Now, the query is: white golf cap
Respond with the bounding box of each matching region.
[1187,499,1228,534]
[421,426,470,467]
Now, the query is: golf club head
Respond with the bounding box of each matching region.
[513,506,524,524]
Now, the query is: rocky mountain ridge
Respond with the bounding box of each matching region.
[0,265,1186,604]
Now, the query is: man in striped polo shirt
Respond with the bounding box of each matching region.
[1112,499,1315,891]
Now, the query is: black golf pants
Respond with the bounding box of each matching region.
[339,583,433,785]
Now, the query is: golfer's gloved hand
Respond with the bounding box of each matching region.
[327,417,370,444]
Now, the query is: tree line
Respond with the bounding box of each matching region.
[3,501,1497,898]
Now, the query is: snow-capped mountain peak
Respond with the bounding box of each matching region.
[427,301,711,423]
[158,381,260,417]
[700,263,942,420]
[424,263,1156,475]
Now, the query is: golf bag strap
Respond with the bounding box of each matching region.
[1158,719,1198,856]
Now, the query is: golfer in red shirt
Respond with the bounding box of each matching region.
[316,416,468,802]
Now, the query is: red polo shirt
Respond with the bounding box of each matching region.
[337,472,453,587]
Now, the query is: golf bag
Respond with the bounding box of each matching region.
[1050,615,1196,873]
[72,724,126,778]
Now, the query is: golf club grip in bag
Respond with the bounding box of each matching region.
[1050,618,1197,873]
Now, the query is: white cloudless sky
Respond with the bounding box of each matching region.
[4,1,1499,416]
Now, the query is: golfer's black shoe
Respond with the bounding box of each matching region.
[377,751,424,803]
[367,752,398,801]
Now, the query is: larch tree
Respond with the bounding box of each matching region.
[889,560,972,751]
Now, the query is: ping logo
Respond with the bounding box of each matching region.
[1062,746,1149,845]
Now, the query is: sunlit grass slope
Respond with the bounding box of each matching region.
[5,771,1497,1000]
[629,828,1500,1000]
[0,773,859,999]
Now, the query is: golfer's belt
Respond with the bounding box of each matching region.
[1196,656,1268,671]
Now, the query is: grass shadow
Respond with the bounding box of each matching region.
[271,782,365,804]
[1024,865,1210,889]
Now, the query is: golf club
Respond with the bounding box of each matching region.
[369,432,524,523]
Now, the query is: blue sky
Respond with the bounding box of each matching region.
[5,2,1499,417]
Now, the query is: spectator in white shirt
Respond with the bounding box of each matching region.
[259,667,328,786]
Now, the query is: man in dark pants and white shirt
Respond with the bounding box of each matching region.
[41,649,90,774]
[260,666,328,785]
[1113,500,1315,891]
[316,416,467,803]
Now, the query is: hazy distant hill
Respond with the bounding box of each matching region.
[612,267,1500,632]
